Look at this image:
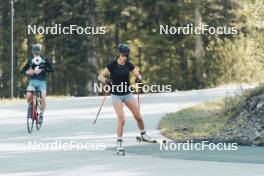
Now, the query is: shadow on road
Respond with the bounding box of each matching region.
[108,142,264,164]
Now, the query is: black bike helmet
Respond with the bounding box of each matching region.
[32,44,41,55]
[117,44,130,57]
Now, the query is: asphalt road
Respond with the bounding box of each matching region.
[0,85,263,176]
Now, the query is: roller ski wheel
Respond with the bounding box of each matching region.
[136,136,167,145]
[116,149,125,156]
[136,136,156,143]
[116,139,125,156]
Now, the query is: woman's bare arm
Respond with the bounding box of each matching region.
[98,67,110,83]
[131,68,142,80]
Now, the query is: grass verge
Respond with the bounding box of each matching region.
[159,84,264,142]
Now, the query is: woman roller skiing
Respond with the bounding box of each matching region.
[98,44,155,155]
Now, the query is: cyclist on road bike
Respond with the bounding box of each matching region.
[21,43,53,124]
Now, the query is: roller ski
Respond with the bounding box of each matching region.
[136,131,167,144]
[116,139,125,156]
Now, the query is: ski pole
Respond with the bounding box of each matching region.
[93,91,108,124]
[137,91,140,111]
[136,83,140,112]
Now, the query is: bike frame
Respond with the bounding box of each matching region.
[29,92,39,123]
[23,89,42,128]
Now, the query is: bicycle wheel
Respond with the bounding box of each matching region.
[27,102,34,133]
[36,117,41,130]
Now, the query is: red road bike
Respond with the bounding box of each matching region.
[21,88,42,133]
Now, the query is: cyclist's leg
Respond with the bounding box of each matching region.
[26,92,32,102]
[38,81,47,113]
[26,80,35,102]
[40,91,46,112]
[36,81,47,124]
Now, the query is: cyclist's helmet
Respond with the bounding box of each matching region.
[32,44,41,55]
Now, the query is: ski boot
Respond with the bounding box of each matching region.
[136,131,157,143]
[116,139,125,156]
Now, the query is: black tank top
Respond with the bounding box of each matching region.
[106,60,135,95]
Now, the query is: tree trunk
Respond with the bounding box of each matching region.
[194,0,204,88]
